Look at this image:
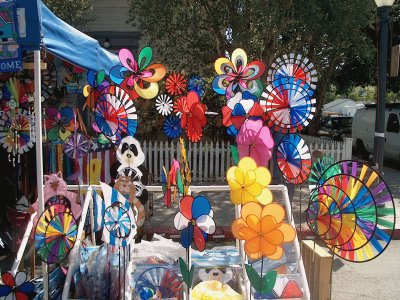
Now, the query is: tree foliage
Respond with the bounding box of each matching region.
[43,0,93,27]
[128,0,377,133]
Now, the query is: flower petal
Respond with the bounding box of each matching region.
[260,237,277,256]
[241,188,256,203]
[241,202,263,220]
[192,196,211,219]
[244,170,256,186]
[261,215,277,234]
[244,236,261,254]
[238,227,258,240]
[0,286,12,297]
[230,189,243,205]
[5,292,15,300]
[15,272,27,286]
[231,48,248,73]
[262,203,286,224]
[255,167,271,187]
[231,218,247,237]
[265,229,284,245]
[256,188,273,205]
[278,223,297,242]
[1,273,14,287]
[194,225,206,251]
[267,246,284,260]
[15,292,29,300]
[174,212,190,230]
[245,182,262,197]
[19,281,35,293]
[180,196,194,220]
[196,214,215,234]
[180,223,193,248]
[246,215,261,232]
[238,157,257,174]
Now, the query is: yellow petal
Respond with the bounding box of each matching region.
[246,215,261,232]
[267,246,284,260]
[239,227,258,241]
[244,170,256,186]
[260,238,277,256]
[261,215,277,234]
[255,167,271,187]
[245,182,262,197]
[59,129,71,141]
[244,236,261,254]
[234,167,245,185]
[226,166,237,182]
[241,188,256,203]
[230,190,243,205]
[83,85,92,97]
[214,57,233,74]
[256,188,273,205]
[241,202,262,220]
[228,178,242,191]
[277,223,296,242]
[262,203,286,223]
[238,157,257,174]
[231,48,248,72]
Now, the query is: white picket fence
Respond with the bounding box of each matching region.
[142,136,353,182]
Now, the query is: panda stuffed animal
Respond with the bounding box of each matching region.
[116,136,145,177]
[198,267,233,284]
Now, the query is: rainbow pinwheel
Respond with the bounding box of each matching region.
[226,157,272,205]
[35,205,77,264]
[110,47,166,99]
[45,107,76,141]
[173,195,215,251]
[260,77,316,133]
[307,160,396,262]
[232,202,296,260]
[0,272,35,300]
[308,155,340,190]
[236,119,274,167]
[267,53,318,90]
[276,134,311,184]
[212,48,265,99]
[94,85,138,143]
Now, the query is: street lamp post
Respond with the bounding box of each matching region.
[374,0,395,174]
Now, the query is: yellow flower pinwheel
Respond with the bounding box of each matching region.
[227,157,272,205]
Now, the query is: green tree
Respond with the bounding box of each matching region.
[43,0,93,27]
[128,0,376,134]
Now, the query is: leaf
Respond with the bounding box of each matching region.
[231,145,239,165]
[245,264,277,294]
[179,257,194,288]
[177,171,184,194]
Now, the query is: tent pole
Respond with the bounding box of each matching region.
[34,50,48,300]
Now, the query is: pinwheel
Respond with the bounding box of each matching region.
[163,116,183,139]
[155,94,173,116]
[173,91,207,142]
[0,108,35,157]
[267,53,318,90]
[276,134,311,184]
[0,271,35,300]
[82,69,110,110]
[104,204,132,239]
[165,73,187,96]
[45,107,77,141]
[63,133,90,160]
[310,160,396,262]
[221,91,264,136]
[35,205,77,264]
[260,77,316,133]
[45,195,72,210]
[226,157,272,205]
[188,75,206,97]
[212,48,266,99]
[235,119,274,167]
[308,155,340,190]
[173,195,216,251]
[94,85,138,143]
[109,47,167,99]
[135,267,183,300]
[232,202,296,260]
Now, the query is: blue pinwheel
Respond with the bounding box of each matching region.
[173,195,216,251]
[163,116,183,139]
[188,75,206,97]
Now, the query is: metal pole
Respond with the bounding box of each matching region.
[374,6,391,175]
[34,50,48,300]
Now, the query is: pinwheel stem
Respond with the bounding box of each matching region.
[259,258,264,300]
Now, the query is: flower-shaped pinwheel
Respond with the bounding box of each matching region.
[232,202,296,260]
[174,195,216,251]
[165,73,187,96]
[45,107,77,141]
[212,48,266,99]
[227,157,272,205]
[187,75,206,97]
[236,119,274,167]
[163,116,183,139]
[222,91,264,135]
[0,271,35,300]
[155,94,173,116]
[82,69,109,110]
[110,47,167,99]
[173,91,207,143]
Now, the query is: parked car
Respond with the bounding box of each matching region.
[318,116,353,140]
[352,104,400,161]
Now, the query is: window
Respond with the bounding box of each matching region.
[386,113,400,133]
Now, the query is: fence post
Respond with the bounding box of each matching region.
[343,137,353,160]
[148,140,153,180]
[199,141,203,182]
[210,141,215,181]
[221,140,225,182]
[193,142,198,181]
[204,141,209,180]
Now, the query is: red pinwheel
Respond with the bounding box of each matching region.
[0,271,35,300]
[174,91,207,143]
[165,73,187,96]
[173,195,215,251]
[236,119,274,167]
